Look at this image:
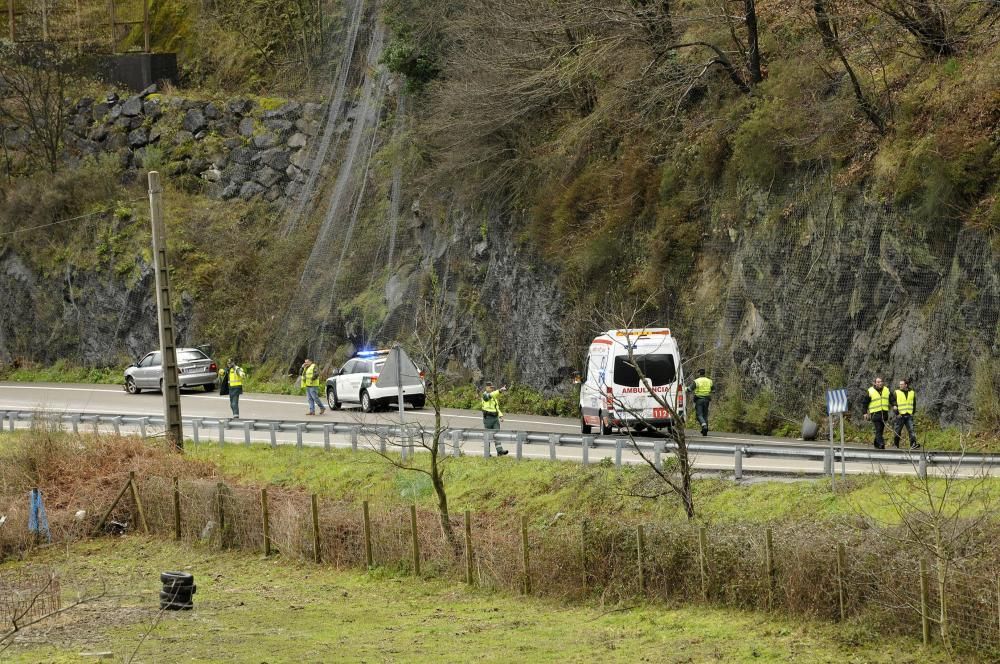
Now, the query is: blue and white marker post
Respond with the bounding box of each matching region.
[826,389,848,488]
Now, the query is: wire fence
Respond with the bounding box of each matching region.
[3,470,1000,657]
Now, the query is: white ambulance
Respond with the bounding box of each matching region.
[579,328,686,435]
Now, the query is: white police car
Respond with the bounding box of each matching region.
[325,350,426,412]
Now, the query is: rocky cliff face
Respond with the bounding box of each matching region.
[684,187,999,424]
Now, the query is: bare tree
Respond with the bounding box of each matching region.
[808,0,889,133]
[0,42,77,174]
[1,573,107,653]
[854,442,995,650]
[862,0,993,57]
[365,276,465,548]
[586,298,697,519]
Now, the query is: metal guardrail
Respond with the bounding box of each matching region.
[1,409,994,479]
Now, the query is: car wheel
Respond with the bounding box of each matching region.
[360,390,373,413]
[410,395,426,410]
[327,386,341,410]
[204,383,215,392]
[124,377,140,394]
[159,378,163,393]
[580,414,592,434]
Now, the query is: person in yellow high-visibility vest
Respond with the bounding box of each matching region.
[890,378,919,450]
[861,376,890,449]
[687,369,714,436]
[480,381,509,456]
[219,359,246,419]
[300,359,326,416]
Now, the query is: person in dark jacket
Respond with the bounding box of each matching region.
[861,376,891,449]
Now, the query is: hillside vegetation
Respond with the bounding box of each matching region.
[1,0,998,435]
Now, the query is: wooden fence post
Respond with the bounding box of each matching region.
[764,527,775,610]
[311,494,321,564]
[698,526,709,601]
[128,471,149,534]
[637,524,646,593]
[172,477,181,541]
[836,542,847,621]
[93,475,134,536]
[920,558,930,645]
[216,482,226,549]
[520,516,531,595]
[261,488,271,557]
[362,501,373,569]
[410,505,421,576]
[464,510,474,585]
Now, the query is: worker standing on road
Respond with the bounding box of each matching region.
[300,359,326,416]
[861,376,891,449]
[221,359,246,419]
[891,378,919,450]
[688,369,714,436]
[480,381,509,456]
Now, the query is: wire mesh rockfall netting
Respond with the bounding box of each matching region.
[685,194,1000,428]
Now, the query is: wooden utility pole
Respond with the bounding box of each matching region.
[149,171,183,450]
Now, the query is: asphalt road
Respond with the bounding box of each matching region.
[0,382,967,478]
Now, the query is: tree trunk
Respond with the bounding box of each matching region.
[745,0,763,83]
[814,0,837,49]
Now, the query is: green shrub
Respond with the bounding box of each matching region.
[972,356,1000,432]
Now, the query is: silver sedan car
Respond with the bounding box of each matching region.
[124,348,218,394]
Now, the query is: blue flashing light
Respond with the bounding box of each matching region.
[356,348,390,359]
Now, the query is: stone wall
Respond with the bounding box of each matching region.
[59,85,322,204]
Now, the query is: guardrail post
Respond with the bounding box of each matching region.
[139,417,149,439]
[269,422,277,449]
[243,421,252,446]
[548,434,558,461]
[582,435,592,466]
[615,438,624,469]
[5,411,14,431]
[734,448,743,481]
[0,411,5,432]
[295,423,305,449]
[191,418,201,445]
[72,414,80,434]
[654,441,663,471]
[111,416,122,436]
[451,429,462,457]
[823,448,833,476]
[483,431,493,458]
[218,419,226,446]
[378,427,387,455]
[437,431,447,457]
[918,450,928,479]
[351,425,360,452]
[92,417,100,435]
[323,424,331,452]
[516,431,526,460]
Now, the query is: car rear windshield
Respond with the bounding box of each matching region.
[613,354,676,387]
[177,350,208,362]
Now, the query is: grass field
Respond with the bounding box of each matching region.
[185,443,1000,525]
[1,538,956,663]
